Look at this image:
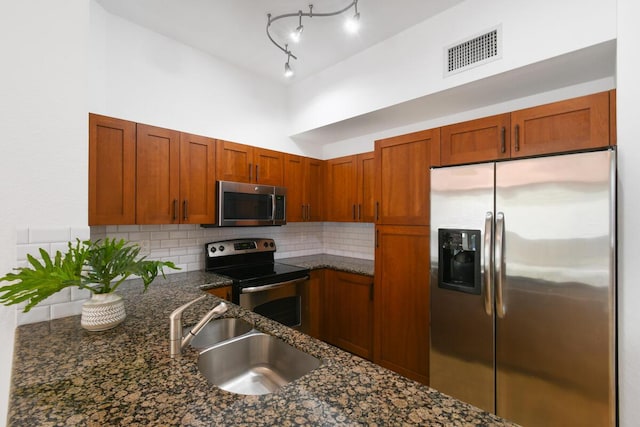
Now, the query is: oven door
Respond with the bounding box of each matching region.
[238,276,309,332]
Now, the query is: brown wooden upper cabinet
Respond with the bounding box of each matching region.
[510,91,610,158]
[441,114,510,166]
[375,128,439,226]
[136,126,216,224]
[89,114,136,225]
[325,152,374,222]
[284,154,325,222]
[439,91,613,166]
[216,140,284,186]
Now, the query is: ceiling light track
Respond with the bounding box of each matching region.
[266,0,360,78]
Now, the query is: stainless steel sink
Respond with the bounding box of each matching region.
[184,317,253,350]
[197,332,321,395]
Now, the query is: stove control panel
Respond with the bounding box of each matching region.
[205,238,276,258]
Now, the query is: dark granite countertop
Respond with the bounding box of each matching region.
[9,268,514,426]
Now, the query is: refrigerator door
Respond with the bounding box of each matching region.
[430,163,495,413]
[495,150,616,426]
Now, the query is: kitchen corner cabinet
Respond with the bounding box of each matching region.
[284,155,325,222]
[322,270,374,360]
[374,129,439,226]
[216,140,284,186]
[89,114,136,225]
[303,269,324,339]
[136,126,216,224]
[510,91,610,158]
[440,114,511,166]
[206,286,232,301]
[374,225,430,384]
[325,152,374,222]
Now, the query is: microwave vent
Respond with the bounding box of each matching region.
[445,26,501,76]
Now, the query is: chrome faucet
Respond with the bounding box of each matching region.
[169,295,228,358]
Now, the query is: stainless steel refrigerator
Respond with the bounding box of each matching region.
[429,149,616,427]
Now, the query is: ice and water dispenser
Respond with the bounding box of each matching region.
[437,229,481,294]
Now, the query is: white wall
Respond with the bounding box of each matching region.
[288,0,616,137]
[0,0,89,424]
[89,1,307,156]
[616,0,639,425]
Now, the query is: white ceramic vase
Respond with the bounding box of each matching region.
[81,293,126,331]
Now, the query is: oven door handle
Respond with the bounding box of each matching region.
[240,276,310,294]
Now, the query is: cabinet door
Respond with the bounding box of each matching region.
[136,124,180,224]
[206,286,232,301]
[375,129,439,225]
[284,154,305,222]
[304,269,324,340]
[326,155,357,222]
[441,114,510,165]
[357,152,375,223]
[216,140,252,183]
[326,270,374,360]
[88,114,136,225]
[305,158,325,222]
[510,91,610,157]
[374,225,430,384]
[180,133,216,224]
[254,147,284,186]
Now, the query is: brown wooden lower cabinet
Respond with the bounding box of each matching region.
[321,269,374,360]
[206,286,232,301]
[374,225,430,384]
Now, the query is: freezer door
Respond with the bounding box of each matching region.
[430,162,495,413]
[495,150,616,426]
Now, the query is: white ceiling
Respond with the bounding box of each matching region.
[94,0,465,83]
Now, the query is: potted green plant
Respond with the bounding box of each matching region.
[0,238,179,331]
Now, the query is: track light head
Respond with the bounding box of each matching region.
[284,61,294,78]
[344,11,360,34]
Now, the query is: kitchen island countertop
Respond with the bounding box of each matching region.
[9,265,513,426]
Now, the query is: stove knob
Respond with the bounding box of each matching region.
[269,242,275,248]
[218,245,225,252]
[210,247,216,254]
[263,242,269,248]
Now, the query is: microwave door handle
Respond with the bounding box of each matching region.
[270,193,276,221]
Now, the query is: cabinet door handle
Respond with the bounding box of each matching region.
[358,204,362,221]
[352,204,356,221]
[248,163,253,181]
[172,199,178,221]
[500,126,506,153]
[307,204,311,221]
[183,200,188,221]
[255,164,259,182]
[514,124,520,152]
[369,282,374,301]
[375,228,379,248]
[375,202,379,222]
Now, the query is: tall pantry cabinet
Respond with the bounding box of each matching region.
[373,128,438,384]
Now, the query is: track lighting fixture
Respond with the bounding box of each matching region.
[266,1,361,78]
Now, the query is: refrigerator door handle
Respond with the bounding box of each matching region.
[483,212,493,316]
[495,212,506,318]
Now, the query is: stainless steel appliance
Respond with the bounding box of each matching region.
[204,238,311,332]
[216,181,286,227]
[430,149,616,427]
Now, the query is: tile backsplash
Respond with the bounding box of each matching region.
[90,222,374,272]
[11,222,374,325]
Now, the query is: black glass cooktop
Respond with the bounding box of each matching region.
[215,262,309,287]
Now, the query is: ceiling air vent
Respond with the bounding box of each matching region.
[445,26,501,76]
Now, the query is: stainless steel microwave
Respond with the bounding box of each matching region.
[216,181,286,227]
